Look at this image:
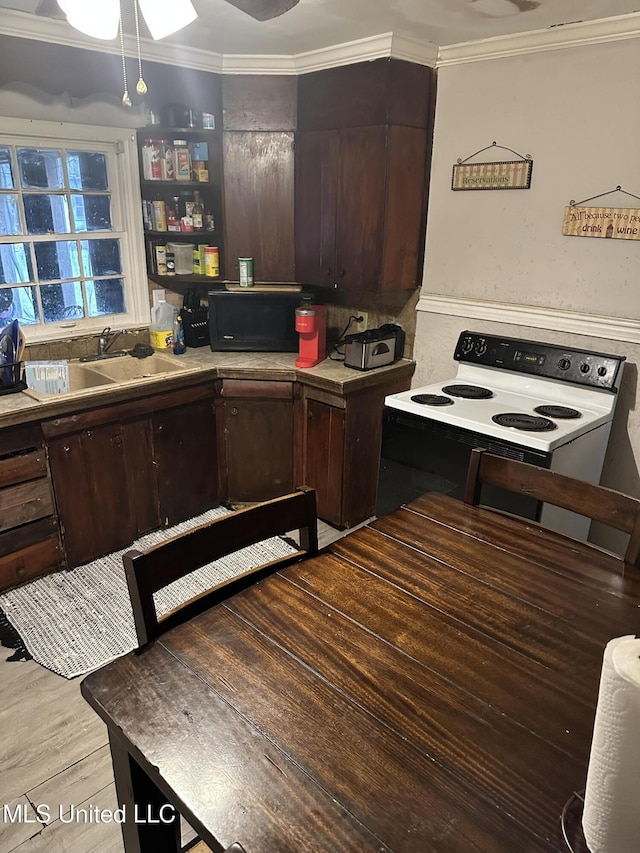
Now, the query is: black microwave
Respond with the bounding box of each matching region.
[208,290,312,352]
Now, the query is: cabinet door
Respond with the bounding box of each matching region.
[295,130,339,287]
[335,125,387,289]
[48,424,135,567]
[223,131,295,282]
[152,398,218,527]
[220,381,294,503]
[304,399,345,526]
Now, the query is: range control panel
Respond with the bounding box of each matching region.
[454,331,625,391]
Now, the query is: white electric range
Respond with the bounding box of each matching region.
[378,331,626,540]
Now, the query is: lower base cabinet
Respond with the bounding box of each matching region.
[44,384,218,568]
[299,374,413,529]
[0,423,63,590]
[217,379,294,503]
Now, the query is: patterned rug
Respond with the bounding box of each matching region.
[0,507,297,679]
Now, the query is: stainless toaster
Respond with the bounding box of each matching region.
[344,327,400,371]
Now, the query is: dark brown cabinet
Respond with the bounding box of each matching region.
[0,423,63,590]
[217,379,294,502]
[44,385,218,568]
[296,58,434,292]
[299,370,414,528]
[296,123,428,291]
[222,131,295,282]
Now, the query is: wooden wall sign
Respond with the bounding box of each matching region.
[451,160,533,191]
[562,206,640,240]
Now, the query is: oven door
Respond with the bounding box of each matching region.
[377,407,552,518]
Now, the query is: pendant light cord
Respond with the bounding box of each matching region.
[119,5,132,107]
[133,0,148,95]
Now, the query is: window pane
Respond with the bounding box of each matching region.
[71,194,112,231]
[0,194,21,235]
[86,278,126,317]
[17,148,64,190]
[81,239,121,277]
[41,281,85,323]
[0,148,14,189]
[24,194,71,234]
[35,240,80,281]
[67,151,108,191]
[0,243,33,284]
[0,285,39,326]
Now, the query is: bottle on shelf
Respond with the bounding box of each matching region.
[192,191,204,231]
[160,139,175,181]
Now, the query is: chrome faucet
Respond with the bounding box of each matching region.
[97,327,124,356]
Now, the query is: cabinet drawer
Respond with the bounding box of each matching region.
[0,479,55,533]
[221,379,293,400]
[0,450,48,489]
[0,535,64,590]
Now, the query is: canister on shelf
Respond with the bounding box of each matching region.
[174,140,191,182]
[154,244,167,275]
[151,199,167,231]
[204,246,220,278]
[165,251,176,276]
[238,257,254,287]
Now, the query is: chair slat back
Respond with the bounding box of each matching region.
[125,487,317,647]
[464,449,640,569]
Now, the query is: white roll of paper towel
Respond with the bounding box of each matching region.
[582,635,640,852]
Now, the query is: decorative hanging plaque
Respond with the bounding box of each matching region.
[562,186,640,240]
[452,142,533,191]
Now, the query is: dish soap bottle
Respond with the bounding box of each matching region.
[173,313,186,355]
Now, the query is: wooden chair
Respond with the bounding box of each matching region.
[124,487,318,647]
[464,449,640,570]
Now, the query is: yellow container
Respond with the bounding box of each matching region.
[204,246,219,277]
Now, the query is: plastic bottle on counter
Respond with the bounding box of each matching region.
[150,300,176,351]
[173,314,186,355]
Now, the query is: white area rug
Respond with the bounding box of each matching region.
[0,507,297,679]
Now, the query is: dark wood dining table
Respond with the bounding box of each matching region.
[81,492,640,853]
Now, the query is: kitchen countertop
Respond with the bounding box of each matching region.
[0,349,415,429]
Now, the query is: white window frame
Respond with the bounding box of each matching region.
[0,117,149,343]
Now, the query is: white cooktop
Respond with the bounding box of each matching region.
[385,364,617,452]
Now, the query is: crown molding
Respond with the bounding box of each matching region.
[437,12,640,67]
[2,7,638,77]
[0,9,436,76]
[417,294,640,345]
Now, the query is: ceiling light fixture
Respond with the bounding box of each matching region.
[57,0,198,105]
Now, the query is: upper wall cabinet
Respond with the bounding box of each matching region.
[222,77,297,283]
[295,59,435,292]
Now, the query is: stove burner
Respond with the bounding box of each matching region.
[534,405,581,419]
[441,384,493,400]
[411,394,454,406]
[492,413,557,432]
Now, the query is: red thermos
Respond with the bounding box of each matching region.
[295,305,327,368]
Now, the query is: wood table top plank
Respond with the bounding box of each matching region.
[81,647,392,853]
[369,505,640,638]
[224,571,586,840]
[163,599,557,853]
[406,493,640,599]
[329,524,621,675]
[284,552,596,754]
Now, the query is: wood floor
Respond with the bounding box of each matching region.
[0,519,357,853]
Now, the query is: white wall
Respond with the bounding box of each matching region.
[414,35,640,541]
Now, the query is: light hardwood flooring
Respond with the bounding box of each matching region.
[0,518,359,853]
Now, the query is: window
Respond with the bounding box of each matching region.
[0,119,148,341]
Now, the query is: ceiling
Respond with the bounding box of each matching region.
[1,0,638,56]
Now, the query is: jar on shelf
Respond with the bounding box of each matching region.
[174,140,191,182]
